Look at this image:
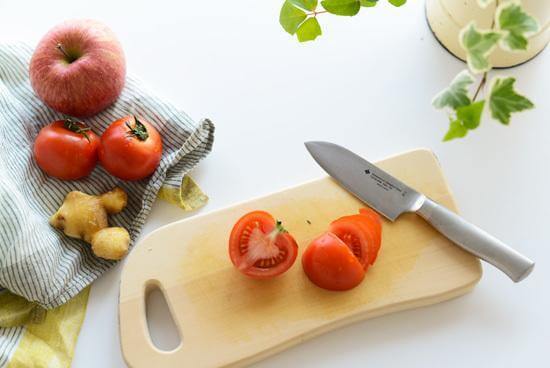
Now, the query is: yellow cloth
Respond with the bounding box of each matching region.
[5,288,90,368]
[0,293,46,328]
[157,175,209,211]
[0,175,208,367]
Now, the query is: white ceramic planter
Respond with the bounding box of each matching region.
[426,0,550,67]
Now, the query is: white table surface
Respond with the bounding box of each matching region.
[1,0,549,367]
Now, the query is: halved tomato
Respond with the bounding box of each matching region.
[302,232,365,291]
[229,211,298,279]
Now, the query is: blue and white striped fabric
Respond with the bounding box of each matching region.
[0,325,18,368]
[0,42,215,311]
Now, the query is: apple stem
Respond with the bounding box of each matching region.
[56,43,72,59]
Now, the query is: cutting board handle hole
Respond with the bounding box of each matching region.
[145,281,182,352]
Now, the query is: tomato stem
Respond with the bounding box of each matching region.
[267,220,287,242]
[125,116,149,141]
[275,220,287,234]
[63,118,91,142]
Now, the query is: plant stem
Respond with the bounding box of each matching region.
[493,0,499,28]
[63,118,91,142]
[472,0,497,102]
[307,10,328,17]
[56,43,71,59]
[473,72,487,101]
[125,116,149,141]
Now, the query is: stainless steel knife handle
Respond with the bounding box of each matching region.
[416,198,534,282]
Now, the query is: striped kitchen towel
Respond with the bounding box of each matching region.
[0,42,215,309]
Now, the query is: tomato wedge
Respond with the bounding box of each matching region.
[329,217,373,270]
[358,207,382,264]
[302,207,383,291]
[302,232,365,291]
[229,211,298,279]
[330,208,382,267]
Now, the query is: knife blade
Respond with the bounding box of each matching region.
[305,141,535,282]
[305,141,424,221]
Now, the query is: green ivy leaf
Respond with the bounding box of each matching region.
[296,17,323,42]
[360,0,377,6]
[456,100,485,129]
[388,0,406,7]
[432,70,475,110]
[489,77,534,125]
[443,119,469,141]
[289,0,318,11]
[497,2,539,51]
[280,1,307,35]
[321,0,361,16]
[459,23,500,74]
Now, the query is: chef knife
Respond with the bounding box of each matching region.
[305,141,534,282]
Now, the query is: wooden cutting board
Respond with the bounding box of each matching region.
[119,149,482,368]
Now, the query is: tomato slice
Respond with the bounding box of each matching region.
[329,208,382,267]
[328,218,372,269]
[302,232,365,291]
[229,211,298,279]
[358,207,382,264]
[359,208,382,242]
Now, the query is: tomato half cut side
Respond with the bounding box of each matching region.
[328,218,372,270]
[229,211,298,279]
[330,208,382,266]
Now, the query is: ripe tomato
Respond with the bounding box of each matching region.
[329,218,373,269]
[99,115,162,180]
[302,232,365,291]
[229,211,298,279]
[358,207,382,264]
[330,208,382,267]
[33,119,99,180]
[302,208,382,291]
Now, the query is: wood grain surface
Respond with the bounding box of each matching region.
[119,149,482,368]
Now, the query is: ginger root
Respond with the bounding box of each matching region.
[50,187,130,260]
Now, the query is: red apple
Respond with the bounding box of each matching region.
[30,19,126,118]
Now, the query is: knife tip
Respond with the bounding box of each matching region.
[304,141,326,149]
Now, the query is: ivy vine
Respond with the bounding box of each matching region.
[279,0,540,142]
